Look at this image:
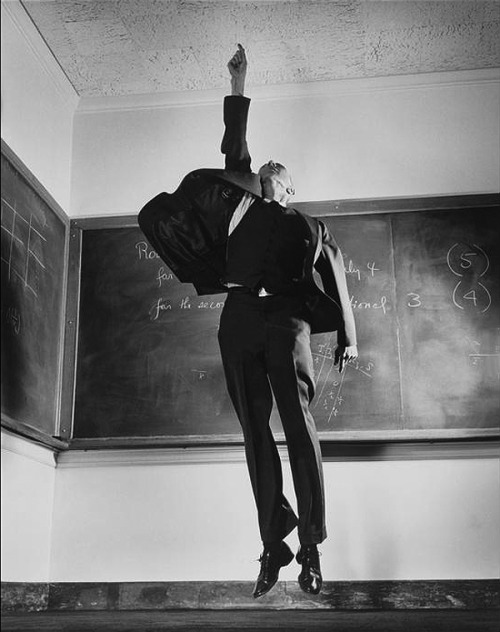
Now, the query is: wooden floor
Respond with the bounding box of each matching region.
[2,610,498,632]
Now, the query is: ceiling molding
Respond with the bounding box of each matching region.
[2,0,79,109]
[75,67,500,114]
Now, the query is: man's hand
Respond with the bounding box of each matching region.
[228,44,247,96]
[334,345,358,373]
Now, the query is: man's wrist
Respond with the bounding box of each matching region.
[231,77,245,96]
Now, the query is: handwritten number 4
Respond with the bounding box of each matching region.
[462,290,478,306]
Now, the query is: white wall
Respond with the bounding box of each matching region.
[1,0,78,210]
[50,452,500,582]
[1,431,56,582]
[1,1,76,582]
[70,70,500,217]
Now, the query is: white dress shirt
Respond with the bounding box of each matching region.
[228,191,256,235]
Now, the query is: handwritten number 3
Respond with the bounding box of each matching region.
[407,292,421,308]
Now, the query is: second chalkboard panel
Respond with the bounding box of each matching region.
[73,204,499,444]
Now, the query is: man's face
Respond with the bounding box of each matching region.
[258,160,295,204]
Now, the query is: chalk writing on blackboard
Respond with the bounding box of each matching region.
[149,296,226,320]
[191,369,208,380]
[157,266,174,286]
[1,196,47,299]
[135,240,160,260]
[343,255,381,281]
[447,243,492,313]
[311,334,375,423]
[407,292,422,308]
[447,243,490,277]
[466,328,500,379]
[350,295,389,315]
[149,298,172,319]
[5,306,21,334]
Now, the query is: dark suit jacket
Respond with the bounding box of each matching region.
[138,96,356,345]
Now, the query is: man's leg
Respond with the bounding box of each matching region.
[265,297,326,546]
[264,297,325,594]
[218,293,298,543]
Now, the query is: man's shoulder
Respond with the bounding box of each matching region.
[187,168,225,179]
[290,207,321,230]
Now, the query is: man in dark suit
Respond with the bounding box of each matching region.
[139,45,358,598]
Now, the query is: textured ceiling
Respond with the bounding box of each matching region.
[20,0,500,97]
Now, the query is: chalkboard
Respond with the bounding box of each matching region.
[72,200,499,445]
[394,210,499,430]
[1,142,68,442]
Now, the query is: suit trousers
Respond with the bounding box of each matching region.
[218,290,327,545]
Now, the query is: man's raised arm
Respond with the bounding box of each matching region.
[221,45,252,173]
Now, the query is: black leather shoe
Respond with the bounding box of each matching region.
[297,544,322,595]
[253,541,294,598]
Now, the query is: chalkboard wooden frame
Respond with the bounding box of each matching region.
[1,140,70,450]
[68,192,499,450]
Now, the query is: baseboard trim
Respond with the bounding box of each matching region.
[2,580,499,613]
